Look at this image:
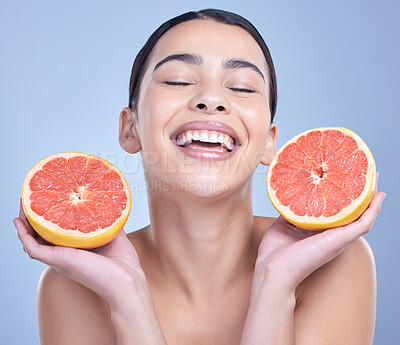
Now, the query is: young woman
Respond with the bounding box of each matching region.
[13,9,385,345]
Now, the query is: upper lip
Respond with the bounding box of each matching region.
[170,121,241,145]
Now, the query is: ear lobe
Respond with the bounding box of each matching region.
[260,123,278,166]
[118,107,142,154]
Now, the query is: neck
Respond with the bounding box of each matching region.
[144,177,257,305]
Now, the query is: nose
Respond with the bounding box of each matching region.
[188,85,231,115]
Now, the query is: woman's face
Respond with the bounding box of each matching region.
[133,19,277,197]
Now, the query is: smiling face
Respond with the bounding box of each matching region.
[120,19,277,197]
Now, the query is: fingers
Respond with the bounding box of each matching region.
[279,188,384,276]
[284,171,384,244]
[91,229,141,264]
[13,203,145,302]
[272,215,317,240]
[14,201,60,263]
[15,198,50,254]
[307,191,385,262]
[19,198,35,237]
[13,217,59,265]
[14,217,45,259]
[317,172,384,246]
[14,216,101,282]
[13,216,81,272]
[338,191,386,241]
[90,229,126,255]
[258,173,385,288]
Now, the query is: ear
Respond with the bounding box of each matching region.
[260,123,278,166]
[118,107,141,154]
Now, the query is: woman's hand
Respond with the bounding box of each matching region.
[255,173,385,293]
[241,174,384,345]
[13,198,145,309]
[13,198,168,344]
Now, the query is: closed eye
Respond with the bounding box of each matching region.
[163,81,192,86]
[228,87,256,93]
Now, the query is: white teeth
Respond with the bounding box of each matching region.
[209,132,219,143]
[175,129,235,151]
[222,136,234,151]
[199,132,208,142]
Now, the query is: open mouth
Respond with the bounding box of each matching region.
[172,130,238,153]
[169,121,242,160]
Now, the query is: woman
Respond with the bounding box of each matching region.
[13,9,385,345]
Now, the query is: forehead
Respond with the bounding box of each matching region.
[148,19,267,72]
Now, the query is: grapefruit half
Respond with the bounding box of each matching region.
[22,152,131,248]
[266,127,376,230]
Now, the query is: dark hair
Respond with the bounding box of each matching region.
[128,8,277,122]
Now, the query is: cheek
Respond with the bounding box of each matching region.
[143,88,187,118]
[139,89,187,148]
[235,100,271,149]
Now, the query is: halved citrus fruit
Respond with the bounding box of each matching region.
[21,152,131,248]
[266,127,376,230]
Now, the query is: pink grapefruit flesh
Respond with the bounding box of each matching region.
[266,127,376,230]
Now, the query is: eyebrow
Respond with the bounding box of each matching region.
[153,53,265,81]
[153,53,202,71]
[223,58,265,81]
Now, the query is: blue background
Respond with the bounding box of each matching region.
[1,1,398,343]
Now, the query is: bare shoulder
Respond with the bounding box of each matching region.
[296,236,376,298]
[295,237,377,344]
[38,266,114,345]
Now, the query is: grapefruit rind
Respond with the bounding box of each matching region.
[266,127,376,231]
[21,152,132,249]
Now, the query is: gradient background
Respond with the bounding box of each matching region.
[1,0,398,344]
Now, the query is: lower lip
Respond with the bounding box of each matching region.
[171,139,240,161]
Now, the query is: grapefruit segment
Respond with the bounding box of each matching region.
[68,155,88,185]
[320,129,346,162]
[277,143,320,171]
[22,152,131,248]
[296,130,323,164]
[30,191,70,216]
[43,202,71,223]
[307,184,324,217]
[270,164,311,190]
[42,157,80,192]
[289,181,314,217]
[267,127,375,230]
[84,157,110,186]
[29,170,73,193]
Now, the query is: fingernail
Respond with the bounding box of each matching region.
[381,193,386,202]
[12,218,17,227]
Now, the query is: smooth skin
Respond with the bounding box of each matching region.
[14,20,384,345]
